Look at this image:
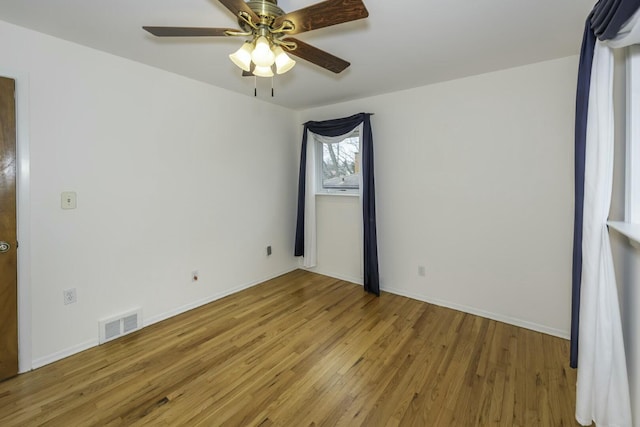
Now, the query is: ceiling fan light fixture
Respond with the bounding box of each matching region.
[229,42,253,71]
[251,36,275,67]
[253,65,274,77]
[144,0,370,79]
[273,46,296,74]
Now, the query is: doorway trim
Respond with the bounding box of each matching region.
[0,68,32,373]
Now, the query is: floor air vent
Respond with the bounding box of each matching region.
[99,309,142,344]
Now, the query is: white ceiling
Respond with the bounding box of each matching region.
[0,0,594,110]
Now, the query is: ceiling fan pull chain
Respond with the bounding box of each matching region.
[271,76,274,97]
[254,75,257,97]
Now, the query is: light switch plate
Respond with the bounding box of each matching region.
[61,191,77,209]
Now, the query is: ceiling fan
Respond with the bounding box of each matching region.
[143,0,369,77]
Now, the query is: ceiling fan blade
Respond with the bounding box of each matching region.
[274,0,368,35]
[217,0,261,24]
[283,38,350,74]
[242,70,254,77]
[143,26,237,37]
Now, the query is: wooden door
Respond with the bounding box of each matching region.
[0,76,18,381]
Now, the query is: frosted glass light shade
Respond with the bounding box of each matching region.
[273,46,296,74]
[253,65,274,77]
[229,42,253,71]
[251,36,275,67]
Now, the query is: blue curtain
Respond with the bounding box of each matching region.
[294,113,380,295]
[571,0,640,368]
[571,18,596,369]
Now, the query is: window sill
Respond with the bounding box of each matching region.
[608,221,640,249]
[315,191,359,198]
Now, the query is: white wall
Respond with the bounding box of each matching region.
[299,56,578,337]
[313,195,362,284]
[0,20,299,368]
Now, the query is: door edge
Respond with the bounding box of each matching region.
[0,68,32,373]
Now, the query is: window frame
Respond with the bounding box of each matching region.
[625,45,640,224]
[608,45,640,247]
[314,131,361,196]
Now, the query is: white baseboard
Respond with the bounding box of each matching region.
[302,267,363,287]
[381,285,570,340]
[32,339,98,370]
[144,267,297,327]
[304,268,569,340]
[30,266,298,370]
[29,267,568,369]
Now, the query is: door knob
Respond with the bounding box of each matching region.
[0,241,10,253]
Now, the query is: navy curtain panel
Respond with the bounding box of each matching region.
[571,0,640,368]
[294,113,380,296]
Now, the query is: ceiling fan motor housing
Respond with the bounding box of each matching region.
[243,0,285,29]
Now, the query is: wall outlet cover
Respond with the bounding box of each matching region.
[61,191,77,209]
[63,288,77,305]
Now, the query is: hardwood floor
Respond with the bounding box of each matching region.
[0,270,579,426]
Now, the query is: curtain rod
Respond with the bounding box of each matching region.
[301,113,374,125]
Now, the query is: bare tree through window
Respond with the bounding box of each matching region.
[321,135,360,190]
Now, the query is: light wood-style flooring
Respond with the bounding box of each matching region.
[0,270,579,426]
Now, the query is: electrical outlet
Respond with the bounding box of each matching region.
[418,266,426,277]
[63,288,77,305]
[61,191,77,209]
[267,245,272,256]
[191,270,199,282]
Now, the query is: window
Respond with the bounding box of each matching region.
[625,45,640,224]
[315,131,360,194]
[608,45,640,247]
